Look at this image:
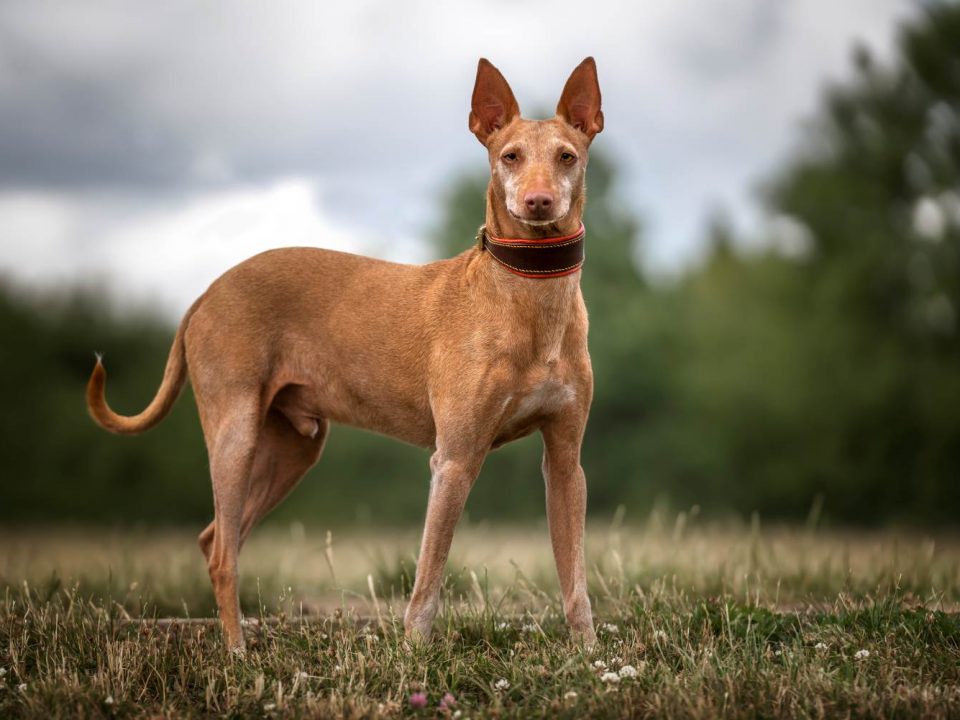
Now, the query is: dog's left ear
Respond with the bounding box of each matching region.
[556,57,604,141]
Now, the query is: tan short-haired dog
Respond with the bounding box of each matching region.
[88,57,603,652]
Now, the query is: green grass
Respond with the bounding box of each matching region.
[1,520,959,718]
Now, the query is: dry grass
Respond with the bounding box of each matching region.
[1,518,959,718]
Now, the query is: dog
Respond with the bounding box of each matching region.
[87,57,604,652]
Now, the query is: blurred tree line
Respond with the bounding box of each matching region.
[2,4,957,527]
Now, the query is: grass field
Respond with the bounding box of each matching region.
[1,517,959,718]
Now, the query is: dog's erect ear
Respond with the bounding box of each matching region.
[469,59,520,146]
[556,57,604,141]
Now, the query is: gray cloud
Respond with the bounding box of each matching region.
[0,0,914,301]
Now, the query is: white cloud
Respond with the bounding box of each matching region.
[0,192,79,283]
[0,179,410,318]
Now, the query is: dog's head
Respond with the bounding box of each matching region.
[470,57,603,229]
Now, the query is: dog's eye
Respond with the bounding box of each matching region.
[502,152,519,163]
[560,152,576,163]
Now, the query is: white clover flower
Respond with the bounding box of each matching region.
[0,668,6,677]
[333,665,342,674]
[618,665,639,679]
[104,696,114,705]
[600,671,620,684]
[592,660,607,670]
[774,649,783,657]
[263,702,277,711]
[564,690,578,700]
[18,683,27,692]
[495,622,509,631]
[815,642,828,651]
[601,623,619,634]
[855,649,871,660]
[452,711,462,719]
[653,630,668,641]
[494,678,510,691]
[522,623,538,633]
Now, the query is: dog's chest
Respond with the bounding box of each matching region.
[503,371,576,427]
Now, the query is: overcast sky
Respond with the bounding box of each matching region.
[0,0,913,318]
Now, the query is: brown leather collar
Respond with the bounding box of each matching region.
[479,223,585,278]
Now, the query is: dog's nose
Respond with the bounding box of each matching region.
[524,192,554,213]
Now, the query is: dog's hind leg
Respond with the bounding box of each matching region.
[199,408,328,567]
[239,408,328,544]
[200,395,261,654]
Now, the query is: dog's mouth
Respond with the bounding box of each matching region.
[508,209,567,227]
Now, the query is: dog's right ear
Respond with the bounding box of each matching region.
[469,59,520,146]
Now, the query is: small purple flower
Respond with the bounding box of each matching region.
[440,692,457,709]
[409,692,428,709]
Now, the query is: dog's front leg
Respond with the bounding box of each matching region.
[542,411,596,645]
[404,447,485,641]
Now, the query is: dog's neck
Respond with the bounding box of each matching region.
[477,184,585,293]
[467,184,584,361]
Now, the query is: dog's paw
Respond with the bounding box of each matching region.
[571,625,597,651]
[403,625,432,649]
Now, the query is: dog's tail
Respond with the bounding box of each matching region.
[86,296,203,435]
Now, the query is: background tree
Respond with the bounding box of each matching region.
[2,3,958,526]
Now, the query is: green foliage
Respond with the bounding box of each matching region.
[0,283,211,524]
[756,2,960,521]
[674,1,960,522]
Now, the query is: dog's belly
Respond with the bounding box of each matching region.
[326,383,436,447]
[273,377,436,448]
